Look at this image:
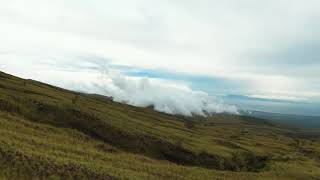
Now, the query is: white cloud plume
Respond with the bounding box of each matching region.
[0,58,238,116]
[92,69,238,116]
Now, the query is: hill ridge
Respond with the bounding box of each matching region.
[0,71,319,179]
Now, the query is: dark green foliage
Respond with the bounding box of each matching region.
[184,120,196,129]
[71,95,79,105]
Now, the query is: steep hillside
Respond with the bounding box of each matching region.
[0,71,319,180]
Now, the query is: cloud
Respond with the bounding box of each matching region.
[0,0,319,115]
[0,58,238,116]
[93,69,239,116]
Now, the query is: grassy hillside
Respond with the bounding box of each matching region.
[0,71,319,180]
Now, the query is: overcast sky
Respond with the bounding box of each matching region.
[0,0,319,115]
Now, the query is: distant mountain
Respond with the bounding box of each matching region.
[223,94,320,119]
[243,110,320,128]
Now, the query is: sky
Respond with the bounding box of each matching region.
[0,0,319,116]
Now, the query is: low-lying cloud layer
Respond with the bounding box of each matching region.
[93,69,238,116]
[0,59,238,116]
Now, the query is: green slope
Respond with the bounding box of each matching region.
[0,71,319,180]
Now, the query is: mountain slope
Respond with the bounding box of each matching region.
[0,71,319,180]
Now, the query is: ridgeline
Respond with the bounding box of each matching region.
[0,71,319,180]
